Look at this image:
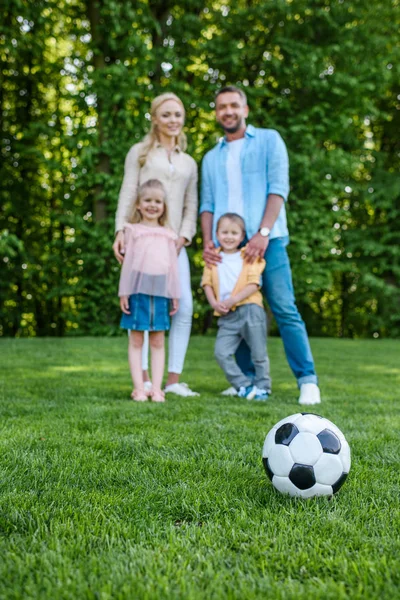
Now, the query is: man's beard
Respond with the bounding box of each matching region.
[218,117,244,134]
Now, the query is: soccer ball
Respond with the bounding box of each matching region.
[262,413,351,498]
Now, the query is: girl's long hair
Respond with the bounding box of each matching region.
[138,93,187,167]
[130,179,169,227]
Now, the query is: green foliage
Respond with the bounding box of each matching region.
[1,0,399,337]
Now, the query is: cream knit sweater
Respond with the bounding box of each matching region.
[115,141,198,244]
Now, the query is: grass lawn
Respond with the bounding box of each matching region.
[0,336,399,599]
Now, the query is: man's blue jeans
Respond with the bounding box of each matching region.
[235,236,317,388]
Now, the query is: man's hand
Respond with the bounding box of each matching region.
[175,236,187,255]
[170,298,179,316]
[203,240,221,267]
[113,231,125,264]
[244,233,269,264]
[120,296,130,315]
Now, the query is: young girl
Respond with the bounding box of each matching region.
[118,179,180,402]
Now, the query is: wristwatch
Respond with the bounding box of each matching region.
[258,226,271,238]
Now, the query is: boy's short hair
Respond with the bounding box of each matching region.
[216,213,246,235]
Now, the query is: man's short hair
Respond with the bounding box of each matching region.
[215,85,247,105]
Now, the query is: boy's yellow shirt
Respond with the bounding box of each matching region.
[201,246,266,316]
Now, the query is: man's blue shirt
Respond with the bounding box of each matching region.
[200,124,290,245]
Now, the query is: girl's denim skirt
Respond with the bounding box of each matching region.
[120,293,170,331]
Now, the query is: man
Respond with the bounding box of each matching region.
[200,85,321,405]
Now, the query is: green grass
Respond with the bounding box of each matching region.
[0,336,399,600]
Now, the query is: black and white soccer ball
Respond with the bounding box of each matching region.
[262,413,351,498]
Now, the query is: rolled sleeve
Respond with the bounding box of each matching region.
[179,159,198,244]
[201,266,213,288]
[200,154,215,214]
[246,258,266,285]
[267,131,289,202]
[115,145,140,232]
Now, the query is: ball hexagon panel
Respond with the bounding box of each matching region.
[299,482,333,498]
[314,453,344,485]
[275,423,299,446]
[262,427,277,459]
[272,476,302,497]
[294,414,326,436]
[273,413,303,430]
[289,431,323,465]
[268,445,294,478]
[339,443,351,473]
[273,477,333,498]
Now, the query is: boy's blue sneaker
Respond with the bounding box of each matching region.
[253,388,270,401]
[238,385,256,400]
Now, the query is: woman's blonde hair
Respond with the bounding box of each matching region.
[138,93,187,167]
[129,179,169,226]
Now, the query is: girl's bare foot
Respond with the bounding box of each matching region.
[131,389,148,402]
[150,389,165,403]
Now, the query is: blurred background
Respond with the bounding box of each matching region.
[1,0,399,339]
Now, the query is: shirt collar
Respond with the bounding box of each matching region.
[155,141,181,153]
[219,124,255,148]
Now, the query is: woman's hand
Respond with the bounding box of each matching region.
[113,231,125,264]
[170,298,179,316]
[203,240,221,267]
[120,296,130,314]
[175,236,187,255]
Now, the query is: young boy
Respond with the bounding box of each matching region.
[202,213,271,400]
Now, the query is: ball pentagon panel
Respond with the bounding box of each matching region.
[332,472,349,494]
[262,457,274,481]
[317,429,341,455]
[289,463,316,490]
[321,418,348,444]
[275,423,299,446]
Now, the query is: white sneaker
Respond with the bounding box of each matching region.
[298,383,321,405]
[164,382,200,397]
[143,381,152,393]
[221,386,238,396]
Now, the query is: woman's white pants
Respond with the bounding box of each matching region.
[141,247,192,374]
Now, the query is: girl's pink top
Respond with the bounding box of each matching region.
[118,223,180,299]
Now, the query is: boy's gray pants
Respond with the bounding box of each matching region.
[214,304,271,392]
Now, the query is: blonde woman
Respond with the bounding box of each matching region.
[113,93,199,397]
